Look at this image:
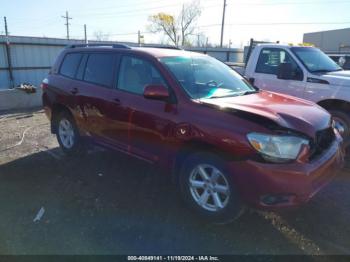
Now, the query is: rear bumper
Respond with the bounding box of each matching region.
[229,137,344,210]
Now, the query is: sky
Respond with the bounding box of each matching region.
[1,0,350,47]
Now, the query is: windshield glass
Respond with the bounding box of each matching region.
[291,47,342,73]
[160,55,256,99]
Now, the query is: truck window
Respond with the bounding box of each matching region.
[255,48,302,80]
[291,47,341,73]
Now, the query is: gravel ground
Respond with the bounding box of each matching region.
[0,109,349,255]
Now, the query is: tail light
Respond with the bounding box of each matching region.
[41,78,49,90]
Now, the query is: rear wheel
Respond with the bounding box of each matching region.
[179,152,244,224]
[56,111,85,155]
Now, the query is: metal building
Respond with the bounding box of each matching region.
[303,27,350,53]
[0,35,244,90]
[0,36,136,89]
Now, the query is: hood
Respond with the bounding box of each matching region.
[319,70,350,87]
[200,91,331,138]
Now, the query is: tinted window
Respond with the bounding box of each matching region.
[60,53,82,78]
[84,53,115,87]
[344,58,350,70]
[76,54,88,80]
[291,47,341,73]
[117,56,167,95]
[255,48,303,80]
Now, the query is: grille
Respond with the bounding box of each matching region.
[310,127,335,160]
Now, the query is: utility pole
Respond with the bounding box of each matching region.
[4,16,9,37]
[220,0,227,48]
[84,24,87,44]
[205,37,209,53]
[4,16,14,88]
[138,30,141,46]
[138,30,144,46]
[61,11,72,40]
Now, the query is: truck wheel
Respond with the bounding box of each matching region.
[56,111,85,155]
[179,152,244,224]
[330,110,350,141]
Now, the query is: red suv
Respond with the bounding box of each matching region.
[42,44,344,223]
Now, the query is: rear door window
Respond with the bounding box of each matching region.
[59,53,82,78]
[84,53,115,87]
[75,54,88,80]
[117,56,167,95]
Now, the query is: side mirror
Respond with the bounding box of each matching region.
[338,56,346,67]
[277,63,293,80]
[143,84,169,100]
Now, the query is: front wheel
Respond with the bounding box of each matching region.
[179,152,244,224]
[330,110,350,143]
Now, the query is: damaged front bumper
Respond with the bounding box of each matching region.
[228,137,344,210]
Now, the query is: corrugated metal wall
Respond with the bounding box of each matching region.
[186,47,244,63]
[303,28,350,53]
[0,36,85,89]
[0,35,244,90]
[0,42,10,88]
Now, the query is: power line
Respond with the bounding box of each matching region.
[72,3,183,18]
[61,11,72,39]
[85,20,350,38]
[5,0,350,23]
[229,0,350,5]
[68,0,174,13]
[199,21,350,27]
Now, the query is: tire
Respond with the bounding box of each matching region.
[55,111,85,155]
[179,152,244,224]
[329,110,350,145]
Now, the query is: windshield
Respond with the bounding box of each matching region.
[160,55,256,99]
[291,47,342,73]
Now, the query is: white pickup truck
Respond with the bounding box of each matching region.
[232,44,350,139]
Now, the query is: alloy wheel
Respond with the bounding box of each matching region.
[58,118,75,149]
[189,164,230,212]
[333,116,348,137]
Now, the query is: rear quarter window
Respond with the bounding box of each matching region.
[59,53,82,78]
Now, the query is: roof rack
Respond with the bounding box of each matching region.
[66,43,131,49]
[140,45,182,50]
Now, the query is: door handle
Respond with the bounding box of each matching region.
[113,98,121,105]
[70,87,78,95]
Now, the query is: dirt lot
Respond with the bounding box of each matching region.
[0,108,349,255]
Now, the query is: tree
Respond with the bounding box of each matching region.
[149,13,179,46]
[93,30,110,41]
[148,0,201,47]
[179,1,201,46]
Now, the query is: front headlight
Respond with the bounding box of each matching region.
[247,132,309,163]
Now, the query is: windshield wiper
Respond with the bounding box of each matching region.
[312,68,342,73]
[208,94,240,99]
[241,90,259,95]
[208,90,259,99]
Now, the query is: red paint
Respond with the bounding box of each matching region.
[143,84,169,100]
[42,46,344,210]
